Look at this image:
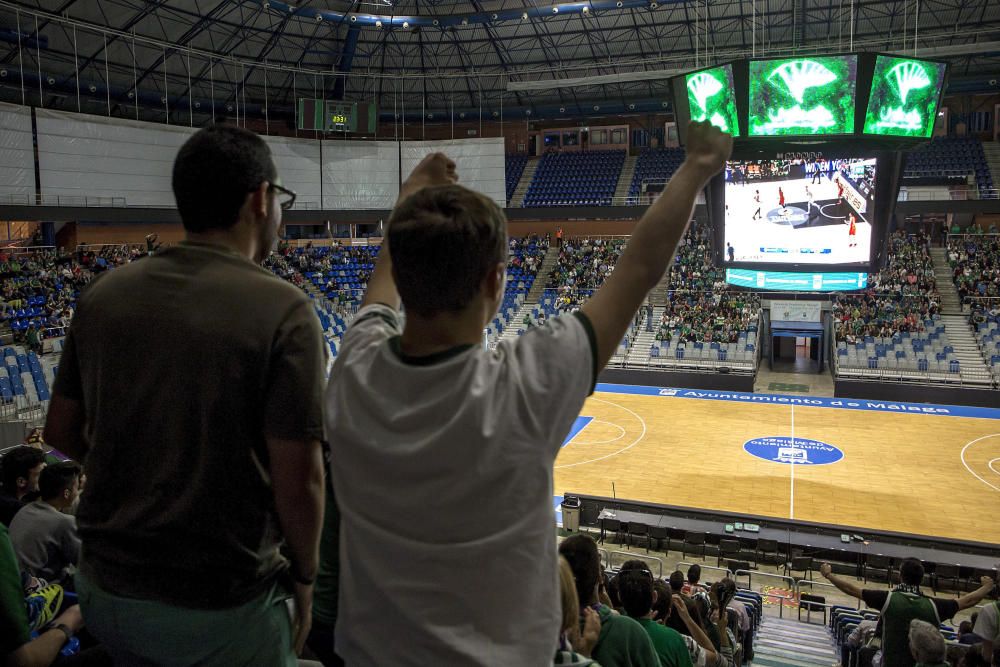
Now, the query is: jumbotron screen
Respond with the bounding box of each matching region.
[684,65,741,137]
[724,156,875,265]
[864,56,946,138]
[748,56,858,136]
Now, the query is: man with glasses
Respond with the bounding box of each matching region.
[43,125,326,667]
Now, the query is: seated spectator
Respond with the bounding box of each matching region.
[908,619,949,667]
[619,566,706,667]
[973,592,999,664]
[555,555,601,666]
[560,535,660,667]
[958,620,978,645]
[682,564,708,596]
[9,462,82,584]
[2,517,111,666]
[822,560,995,667]
[0,447,46,527]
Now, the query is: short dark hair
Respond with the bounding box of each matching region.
[559,534,601,607]
[688,563,702,584]
[388,185,507,317]
[172,125,277,233]
[619,569,655,619]
[0,446,45,495]
[651,580,673,621]
[669,570,685,592]
[39,461,81,501]
[899,558,925,586]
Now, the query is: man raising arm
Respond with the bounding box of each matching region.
[582,121,732,368]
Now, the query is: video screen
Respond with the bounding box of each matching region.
[685,65,741,137]
[748,56,858,136]
[724,156,876,265]
[726,268,869,291]
[864,55,946,138]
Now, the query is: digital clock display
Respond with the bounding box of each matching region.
[331,114,348,124]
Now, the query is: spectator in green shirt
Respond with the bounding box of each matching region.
[0,522,89,667]
[618,567,694,667]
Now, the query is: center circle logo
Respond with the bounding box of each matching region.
[743,436,843,465]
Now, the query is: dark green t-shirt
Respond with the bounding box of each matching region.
[0,523,30,655]
[592,605,660,667]
[637,618,694,667]
[55,241,326,609]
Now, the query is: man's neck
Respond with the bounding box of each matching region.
[400,308,487,357]
[42,498,64,512]
[185,229,257,262]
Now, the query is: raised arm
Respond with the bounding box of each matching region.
[581,121,732,369]
[956,576,995,611]
[361,153,458,310]
[672,595,718,665]
[820,563,864,600]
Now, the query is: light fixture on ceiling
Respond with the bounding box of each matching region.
[316,13,323,20]
[552,6,559,13]
[46,77,55,85]
[628,103,635,110]
[582,5,589,13]
[493,111,499,117]
[161,96,167,103]
[375,19,382,27]
[0,69,6,77]
[525,109,532,115]
[402,21,409,28]
[350,15,357,21]
[559,107,566,113]
[194,101,201,108]
[227,104,233,111]
[491,13,498,19]
[521,11,529,19]
[649,1,658,7]
[427,113,434,119]
[262,1,270,8]
[461,17,469,25]
[432,18,439,25]
[89,84,98,93]
[616,1,622,6]
[459,112,466,118]
[127,91,134,98]
[661,101,668,108]
[593,105,600,111]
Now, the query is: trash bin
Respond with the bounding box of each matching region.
[561,496,581,533]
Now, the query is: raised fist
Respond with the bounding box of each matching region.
[685,120,733,177]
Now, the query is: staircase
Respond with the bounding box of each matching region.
[526,246,560,303]
[929,247,962,315]
[981,141,1000,196]
[501,302,535,342]
[614,155,638,204]
[751,617,837,667]
[512,158,540,208]
[647,272,672,307]
[929,248,993,383]
[626,306,664,364]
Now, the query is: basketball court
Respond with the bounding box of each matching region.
[555,384,1000,546]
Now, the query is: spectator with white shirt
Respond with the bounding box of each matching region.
[322,121,733,664]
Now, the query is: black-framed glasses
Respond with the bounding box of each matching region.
[265,183,297,211]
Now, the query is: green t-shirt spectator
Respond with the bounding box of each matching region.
[0,523,30,656]
[636,618,694,667]
[591,605,660,667]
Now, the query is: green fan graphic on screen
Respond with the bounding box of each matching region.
[874,62,932,132]
[687,72,729,131]
[759,60,837,133]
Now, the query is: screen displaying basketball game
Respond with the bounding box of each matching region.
[684,65,741,137]
[723,156,876,265]
[748,56,858,136]
[864,55,947,138]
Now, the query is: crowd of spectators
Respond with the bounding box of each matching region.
[947,232,1000,325]
[546,237,627,292]
[833,231,940,344]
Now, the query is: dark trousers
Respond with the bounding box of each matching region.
[306,621,345,667]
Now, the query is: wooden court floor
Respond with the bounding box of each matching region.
[554,386,1000,545]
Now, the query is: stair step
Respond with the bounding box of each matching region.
[751,651,834,667]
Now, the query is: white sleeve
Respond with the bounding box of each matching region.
[502,312,598,457]
[339,304,402,360]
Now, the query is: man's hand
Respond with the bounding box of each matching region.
[574,607,601,657]
[399,152,458,201]
[53,604,84,634]
[291,581,313,655]
[819,563,833,578]
[684,120,733,177]
[980,575,995,590]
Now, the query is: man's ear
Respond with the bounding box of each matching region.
[249,181,270,219]
[482,262,505,299]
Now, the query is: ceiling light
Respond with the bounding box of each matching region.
[493,111,499,117]
[616,1,622,6]
[432,19,439,25]
[161,96,167,103]
[427,113,433,119]
[491,13,498,19]
[375,19,382,27]
[194,101,201,108]
[262,1,270,8]
[525,109,532,116]
[649,1,657,7]
[559,107,566,113]
[350,15,357,22]
[521,11,529,19]
[628,103,636,110]
[127,91,134,98]
[582,5,589,12]
[46,77,55,85]
[227,104,233,111]
[461,17,468,25]
[0,69,6,77]
[402,21,409,28]
[459,112,466,118]
[661,101,668,108]
[89,84,97,93]
[552,6,559,13]
[316,13,323,21]
[593,105,600,111]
